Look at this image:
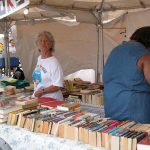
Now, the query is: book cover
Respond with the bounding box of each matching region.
[137,136,150,150]
[57,103,80,111]
[41,101,64,109]
[16,96,38,105]
[0,105,22,115]
[22,102,38,110]
[0,117,7,123]
[38,97,58,104]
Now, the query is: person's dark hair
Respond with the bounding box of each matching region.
[130,26,150,48]
[9,39,13,43]
[13,67,25,80]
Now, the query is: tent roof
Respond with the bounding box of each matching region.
[1,0,150,21]
[29,0,150,11]
[0,0,150,26]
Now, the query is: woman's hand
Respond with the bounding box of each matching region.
[34,85,60,98]
[34,88,43,98]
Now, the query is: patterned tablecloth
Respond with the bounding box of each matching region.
[0,124,105,150]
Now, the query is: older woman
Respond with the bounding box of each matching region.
[32,31,64,100]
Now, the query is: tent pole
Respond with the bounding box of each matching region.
[100,23,104,83]
[96,23,104,83]
[96,24,100,82]
[98,0,105,83]
[4,20,11,77]
[92,0,105,83]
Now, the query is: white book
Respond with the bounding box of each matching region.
[0,117,7,123]
[137,136,150,150]
[0,114,8,119]
[57,103,80,111]
[0,105,22,115]
[137,144,150,150]
[16,96,38,105]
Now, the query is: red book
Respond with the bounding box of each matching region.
[137,136,150,150]
[38,97,58,104]
[103,120,121,133]
[40,101,64,109]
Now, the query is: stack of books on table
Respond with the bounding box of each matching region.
[15,95,38,110]
[0,95,21,123]
[0,104,22,123]
[65,79,103,95]
[57,102,80,111]
[39,97,81,111]
[3,85,16,96]
[80,103,104,117]
[68,90,104,106]
[38,97,64,109]
[6,106,150,150]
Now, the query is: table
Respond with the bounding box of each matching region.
[0,124,105,150]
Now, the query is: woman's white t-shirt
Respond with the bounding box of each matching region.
[32,56,64,100]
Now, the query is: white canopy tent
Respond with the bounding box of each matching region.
[0,0,150,82]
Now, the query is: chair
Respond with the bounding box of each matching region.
[0,57,20,75]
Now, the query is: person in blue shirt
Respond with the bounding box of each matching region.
[103,26,150,123]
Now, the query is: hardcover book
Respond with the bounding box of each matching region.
[16,96,38,105]
[57,103,80,111]
[0,105,22,115]
[38,97,59,104]
[41,101,64,109]
[137,136,150,150]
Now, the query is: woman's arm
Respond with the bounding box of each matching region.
[137,54,150,84]
[34,85,61,98]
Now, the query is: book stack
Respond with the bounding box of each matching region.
[81,92,104,105]
[68,91,104,106]
[64,78,104,106]
[95,120,148,150]
[24,84,34,92]
[80,103,104,117]
[38,97,64,109]
[0,105,22,123]
[57,102,80,111]
[65,79,91,92]
[0,95,17,107]
[0,95,21,123]
[3,85,16,96]
[7,106,150,150]
[65,79,102,93]
[16,95,38,110]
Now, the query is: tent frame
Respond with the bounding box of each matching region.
[1,0,150,81]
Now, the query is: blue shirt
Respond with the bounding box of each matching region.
[103,41,150,123]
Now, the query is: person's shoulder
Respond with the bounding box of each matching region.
[50,56,62,68]
[50,56,59,62]
[138,53,150,66]
[141,53,150,60]
[38,55,41,60]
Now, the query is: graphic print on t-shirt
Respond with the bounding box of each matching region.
[32,69,42,86]
[32,64,47,87]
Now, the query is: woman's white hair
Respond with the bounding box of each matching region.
[36,31,55,51]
